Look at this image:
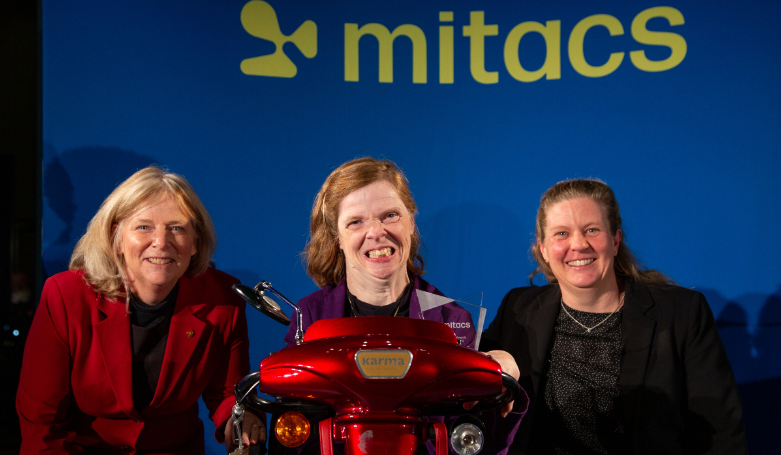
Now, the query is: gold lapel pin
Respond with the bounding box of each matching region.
[186,330,195,338]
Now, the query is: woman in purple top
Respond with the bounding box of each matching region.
[275,157,526,455]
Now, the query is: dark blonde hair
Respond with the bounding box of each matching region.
[304,157,424,287]
[530,178,673,286]
[69,166,216,300]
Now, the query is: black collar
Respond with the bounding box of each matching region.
[129,282,180,327]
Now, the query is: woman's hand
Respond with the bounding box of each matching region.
[485,350,520,381]
[224,409,266,453]
[485,350,520,417]
[463,350,520,417]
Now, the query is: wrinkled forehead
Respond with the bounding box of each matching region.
[337,181,408,219]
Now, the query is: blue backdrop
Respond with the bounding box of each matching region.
[40,1,781,453]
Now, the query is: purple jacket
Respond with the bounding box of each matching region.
[276,275,524,455]
[283,275,476,348]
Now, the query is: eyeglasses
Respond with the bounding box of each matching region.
[344,213,402,232]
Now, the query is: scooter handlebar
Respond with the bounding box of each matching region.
[234,371,334,416]
[420,372,520,416]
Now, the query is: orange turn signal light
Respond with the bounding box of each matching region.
[275,411,310,447]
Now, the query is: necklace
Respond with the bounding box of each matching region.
[560,293,625,333]
[348,294,402,317]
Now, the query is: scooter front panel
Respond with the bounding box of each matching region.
[259,326,502,414]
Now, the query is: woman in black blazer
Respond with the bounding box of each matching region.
[481,179,747,454]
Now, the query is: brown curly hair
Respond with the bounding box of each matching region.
[303,157,425,287]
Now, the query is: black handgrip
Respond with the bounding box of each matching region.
[472,372,520,413]
[245,395,335,416]
[420,372,520,416]
[235,371,261,405]
[234,371,334,416]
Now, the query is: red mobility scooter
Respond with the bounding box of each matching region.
[232,281,521,455]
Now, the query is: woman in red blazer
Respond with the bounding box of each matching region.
[17,167,263,454]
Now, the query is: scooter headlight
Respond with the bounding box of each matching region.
[275,411,310,447]
[450,422,484,455]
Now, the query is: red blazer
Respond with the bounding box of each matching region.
[17,268,250,454]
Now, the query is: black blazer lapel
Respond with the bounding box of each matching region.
[522,286,561,395]
[510,285,560,455]
[618,281,657,439]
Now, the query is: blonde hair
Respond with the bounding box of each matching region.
[69,166,216,300]
[530,178,673,286]
[304,157,425,287]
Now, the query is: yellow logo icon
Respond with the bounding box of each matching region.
[355,350,413,379]
[240,1,317,78]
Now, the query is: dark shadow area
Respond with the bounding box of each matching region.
[1,0,38,451]
[715,302,756,381]
[738,376,781,455]
[710,286,781,454]
[40,153,75,275]
[0,153,25,453]
[753,291,781,379]
[41,145,158,279]
[740,288,781,454]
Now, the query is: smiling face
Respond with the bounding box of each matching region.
[539,197,621,295]
[117,197,197,305]
[336,180,413,290]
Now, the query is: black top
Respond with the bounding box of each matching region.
[129,284,179,327]
[344,282,412,318]
[129,283,179,411]
[533,303,624,454]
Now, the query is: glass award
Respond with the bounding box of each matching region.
[416,290,487,351]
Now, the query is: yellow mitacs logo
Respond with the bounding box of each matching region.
[240,0,317,78]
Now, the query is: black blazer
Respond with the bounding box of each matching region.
[481,281,748,455]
